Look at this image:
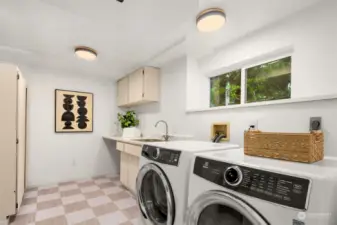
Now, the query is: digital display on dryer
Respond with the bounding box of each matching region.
[193,157,311,210]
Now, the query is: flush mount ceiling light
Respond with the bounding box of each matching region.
[74,46,97,61]
[196,8,226,32]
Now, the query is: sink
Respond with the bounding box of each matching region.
[132,138,166,142]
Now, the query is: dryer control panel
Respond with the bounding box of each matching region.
[142,145,181,166]
[194,157,311,210]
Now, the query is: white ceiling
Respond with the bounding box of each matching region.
[0,0,322,79]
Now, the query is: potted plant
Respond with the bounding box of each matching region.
[118,111,141,138]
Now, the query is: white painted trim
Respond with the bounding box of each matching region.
[205,45,294,78]
[240,68,246,105]
[186,94,337,113]
[244,53,292,71]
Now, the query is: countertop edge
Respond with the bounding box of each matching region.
[102,136,144,146]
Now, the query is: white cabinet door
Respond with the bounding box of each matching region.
[128,69,144,104]
[127,155,139,194]
[117,67,160,107]
[124,144,142,157]
[0,64,17,218]
[16,73,27,211]
[120,152,128,187]
[117,77,129,106]
[143,67,160,102]
[116,142,124,152]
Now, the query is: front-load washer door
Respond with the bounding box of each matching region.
[185,191,269,225]
[137,163,175,225]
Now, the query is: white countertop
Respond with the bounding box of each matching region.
[142,141,239,152]
[103,136,240,153]
[103,134,194,146]
[102,136,161,146]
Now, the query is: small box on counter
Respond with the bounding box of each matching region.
[244,130,324,163]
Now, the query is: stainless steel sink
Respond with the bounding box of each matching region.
[132,138,166,142]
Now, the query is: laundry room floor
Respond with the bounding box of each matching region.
[10,176,140,225]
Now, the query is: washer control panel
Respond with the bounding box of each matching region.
[142,145,181,166]
[194,157,311,210]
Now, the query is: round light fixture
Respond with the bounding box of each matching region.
[196,8,226,32]
[74,46,97,61]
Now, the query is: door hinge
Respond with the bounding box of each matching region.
[17,73,20,79]
[16,203,18,209]
[142,93,144,97]
[142,69,144,75]
[16,138,19,144]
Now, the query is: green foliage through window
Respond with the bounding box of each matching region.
[210,56,291,108]
[246,57,291,103]
[210,70,241,107]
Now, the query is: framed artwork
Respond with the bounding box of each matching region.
[55,89,93,133]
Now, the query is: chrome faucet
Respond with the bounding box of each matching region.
[155,120,169,141]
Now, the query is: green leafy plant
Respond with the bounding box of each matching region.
[117,111,140,128]
[210,70,241,107]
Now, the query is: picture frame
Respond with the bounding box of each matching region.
[55,89,94,133]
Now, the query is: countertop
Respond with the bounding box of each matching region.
[102,136,158,146]
[103,134,194,146]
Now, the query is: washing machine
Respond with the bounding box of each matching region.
[136,141,240,225]
[186,148,337,225]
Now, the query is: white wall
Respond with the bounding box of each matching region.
[24,68,119,187]
[139,57,337,157]
[138,1,337,157]
[135,57,189,137]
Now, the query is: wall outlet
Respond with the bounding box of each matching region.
[249,120,259,130]
[310,117,322,131]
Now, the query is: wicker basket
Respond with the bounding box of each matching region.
[244,130,324,163]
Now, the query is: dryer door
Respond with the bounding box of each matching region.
[136,163,175,225]
[186,191,269,225]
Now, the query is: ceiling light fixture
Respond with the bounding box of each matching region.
[196,8,226,32]
[74,46,97,61]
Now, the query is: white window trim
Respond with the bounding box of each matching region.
[243,54,292,104]
[186,94,337,113]
[209,53,292,108]
[205,45,294,79]
[240,68,246,105]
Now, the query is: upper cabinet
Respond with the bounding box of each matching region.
[117,67,160,107]
[117,76,129,106]
[128,69,144,104]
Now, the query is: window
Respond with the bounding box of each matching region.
[246,57,291,103]
[210,70,241,107]
[210,56,291,108]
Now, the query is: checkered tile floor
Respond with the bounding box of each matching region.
[10,176,141,225]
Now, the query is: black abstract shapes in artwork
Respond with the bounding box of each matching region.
[61,94,75,129]
[76,96,89,129]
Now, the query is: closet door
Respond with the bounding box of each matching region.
[16,72,27,210]
[0,64,18,218]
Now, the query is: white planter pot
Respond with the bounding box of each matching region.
[122,127,141,138]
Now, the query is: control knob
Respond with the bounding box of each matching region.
[152,148,160,159]
[224,166,243,187]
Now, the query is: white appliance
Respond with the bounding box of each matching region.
[136,141,239,225]
[186,149,337,225]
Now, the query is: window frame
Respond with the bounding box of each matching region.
[209,69,242,107]
[209,54,292,108]
[242,54,292,104]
